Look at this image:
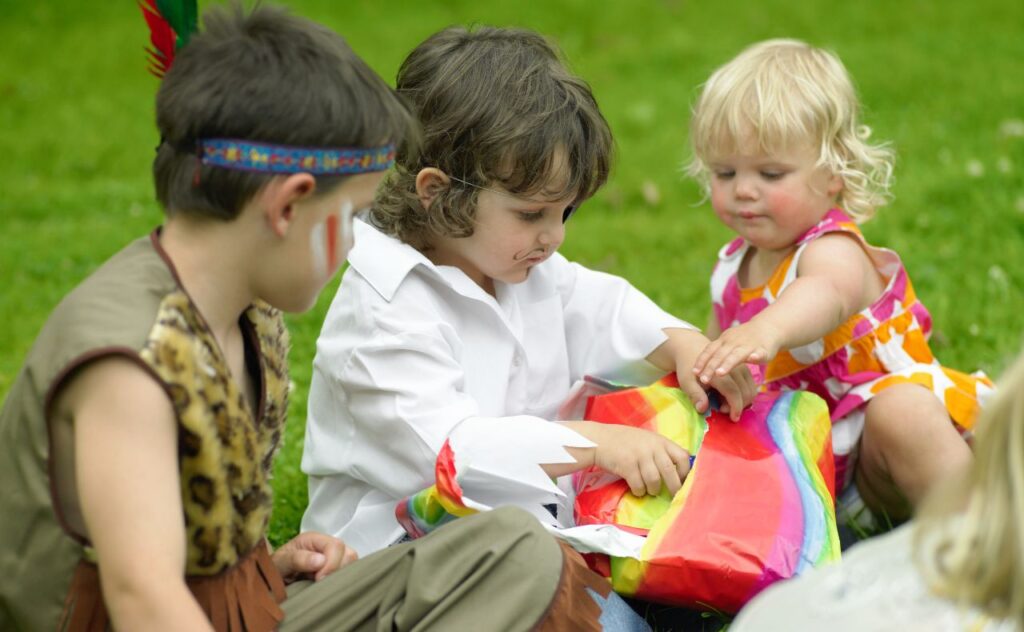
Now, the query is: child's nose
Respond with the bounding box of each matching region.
[539,218,565,247]
[734,174,759,200]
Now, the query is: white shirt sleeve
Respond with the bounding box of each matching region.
[304,310,592,518]
[551,254,698,385]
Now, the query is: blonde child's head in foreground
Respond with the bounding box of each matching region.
[914,347,1024,624]
[371,26,613,292]
[688,39,894,249]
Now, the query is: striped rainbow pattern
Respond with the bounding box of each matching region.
[574,376,840,612]
[395,440,470,538]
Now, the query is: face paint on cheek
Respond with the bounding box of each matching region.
[338,200,355,258]
[310,201,355,280]
[310,221,329,280]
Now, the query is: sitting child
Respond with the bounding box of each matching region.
[301,25,755,555]
[687,39,993,522]
[0,5,634,631]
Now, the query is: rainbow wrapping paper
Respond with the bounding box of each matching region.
[395,374,840,613]
[574,374,840,612]
[395,439,469,538]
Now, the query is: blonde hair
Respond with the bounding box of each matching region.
[687,39,894,223]
[914,349,1024,625]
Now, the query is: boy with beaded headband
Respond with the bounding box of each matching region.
[688,39,993,524]
[0,5,626,631]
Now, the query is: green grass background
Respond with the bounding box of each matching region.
[1,1,1022,547]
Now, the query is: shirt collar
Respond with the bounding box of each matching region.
[348,217,436,301]
[349,218,533,342]
[349,217,504,307]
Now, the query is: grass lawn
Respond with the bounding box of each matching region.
[1,0,1022,575]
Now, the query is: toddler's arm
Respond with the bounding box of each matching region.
[556,257,754,419]
[648,328,756,421]
[61,358,214,631]
[694,233,882,382]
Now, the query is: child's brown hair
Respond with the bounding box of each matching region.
[371,25,613,249]
[154,4,414,220]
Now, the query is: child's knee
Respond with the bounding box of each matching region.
[864,383,950,443]
[465,506,547,543]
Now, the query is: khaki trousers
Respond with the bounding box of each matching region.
[280,507,564,631]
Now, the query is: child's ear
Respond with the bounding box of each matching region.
[415,168,451,211]
[827,172,843,198]
[264,173,316,237]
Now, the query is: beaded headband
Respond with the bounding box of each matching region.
[141,2,396,178]
[199,139,396,175]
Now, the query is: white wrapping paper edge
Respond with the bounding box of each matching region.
[446,415,647,557]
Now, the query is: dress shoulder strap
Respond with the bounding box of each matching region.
[796,208,865,247]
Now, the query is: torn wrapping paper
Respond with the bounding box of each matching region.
[575,374,840,612]
[395,415,595,536]
[395,374,840,613]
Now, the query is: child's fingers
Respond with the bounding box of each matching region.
[623,464,647,497]
[677,372,709,413]
[665,442,691,481]
[739,368,757,406]
[655,451,682,495]
[714,376,745,421]
[745,348,768,364]
[314,541,348,581]
[691,342,718,378]
[712,346,753,377]
[340,545,359,569]
[699,343,742,384]
[639,459,664,496]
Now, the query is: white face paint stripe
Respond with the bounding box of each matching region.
[339,200,355,257]
[310,221,328,279]
[310,199,356,281]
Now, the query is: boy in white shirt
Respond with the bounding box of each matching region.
[301,25,755,555]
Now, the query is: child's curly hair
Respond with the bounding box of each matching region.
[687,39,894,223]
[371,26,613,249]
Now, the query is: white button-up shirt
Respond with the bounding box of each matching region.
[301,219,694,554]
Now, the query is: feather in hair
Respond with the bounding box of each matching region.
[139,0,198,78]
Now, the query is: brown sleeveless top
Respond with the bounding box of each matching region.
[0,232,289,631]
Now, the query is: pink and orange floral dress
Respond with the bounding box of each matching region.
[710,208,993,490]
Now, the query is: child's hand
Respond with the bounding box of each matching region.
[692,320,782,387]
[653,328,757,421]
[578,422,691,497]
[272,531,359,583]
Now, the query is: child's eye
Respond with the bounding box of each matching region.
[760,171,786,181]
[517,210,544,223]
[713,170,735,180]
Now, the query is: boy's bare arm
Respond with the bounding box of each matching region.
[63,357,213,632]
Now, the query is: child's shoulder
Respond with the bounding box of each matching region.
[20,233,183,403]
[42,234,177,353]
[796,208,864,247]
